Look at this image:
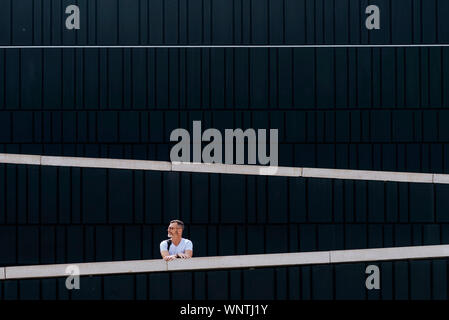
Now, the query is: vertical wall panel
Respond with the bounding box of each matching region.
[0,0,448,301]
[82,168,107,223]
[109,170,133,223]
[221,175,245,223]
[308,179,332,222]
[207,271,228,299]
[243,269,274,300]
[335,263,365,300]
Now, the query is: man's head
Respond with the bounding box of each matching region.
[167,220,184,239]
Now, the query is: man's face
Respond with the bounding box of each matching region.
[167,222,182,238]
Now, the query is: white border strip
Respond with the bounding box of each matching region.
[41,155,172,172]
[167,251,328,272]
[0,153,41,166]
[302,168,434,183]
[330,245,449,263]
[433,174,449,184]
[0,153,448,183]
[172,161,301,177]
[1,44,449,49]
[5,260,167,280]
[3,245,449,280]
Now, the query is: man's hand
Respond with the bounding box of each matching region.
[163,254,177,261]
[177,253,191,259]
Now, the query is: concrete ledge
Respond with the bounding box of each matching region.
[6,264,72,279]
[433,174,449,184]
[167,251,329,272]
[1,153,449,184]
[41,156,172,172]
[330,244,449,263]
[171,162,301,177]
[5,44,449,49]
[3,245,449,280]
[0,153,41,166]
[302,168,434,184]
[5,260,167,280]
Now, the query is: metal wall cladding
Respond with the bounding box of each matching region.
[1,0,449,299]
[2,0,449,170]
[0,260,448,300]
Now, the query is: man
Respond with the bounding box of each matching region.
[160,220,193,261]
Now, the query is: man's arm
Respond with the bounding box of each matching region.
[177,250,193,259]
[161,250,177,261]
[160,241,177,261]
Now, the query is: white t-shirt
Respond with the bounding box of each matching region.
[160,238,193,256]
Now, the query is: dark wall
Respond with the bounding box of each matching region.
[1,0,449,171]
[1,0,449,45]
[1,0,449,300]
[1,166,449,266]
[0,259,448,300]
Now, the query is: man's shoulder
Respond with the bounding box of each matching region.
[182,238,192,244]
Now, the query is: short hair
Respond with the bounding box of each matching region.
[170,219,184,230]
